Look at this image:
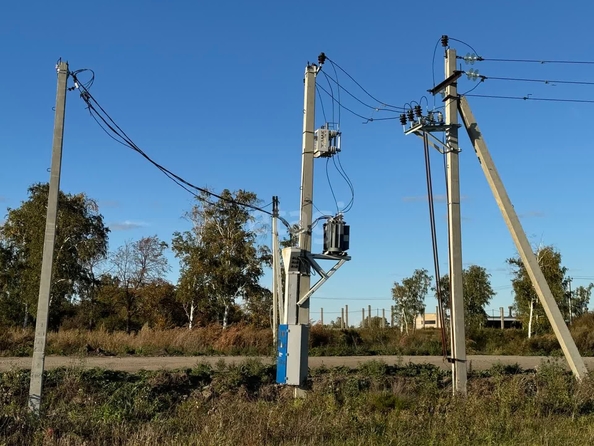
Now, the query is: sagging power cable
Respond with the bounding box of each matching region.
[68,69,293,231]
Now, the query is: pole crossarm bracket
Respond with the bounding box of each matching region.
[296,252,350,306]
[408,129,461,154]
[428,70,464,96]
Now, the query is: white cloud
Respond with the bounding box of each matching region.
[97,200,120,209]
[109,220,147,231]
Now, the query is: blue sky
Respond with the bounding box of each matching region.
[2,0,594,326]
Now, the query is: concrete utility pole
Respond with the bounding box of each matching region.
[297,64,318,326]
[29,60,69,414]
[445,48,468,395]
[272,197,280,345]
[345,304,349,328]
[458,96,588,380]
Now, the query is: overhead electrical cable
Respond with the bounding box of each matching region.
[316,85,328,123]
[479,75,594,86]
[325,57,405,111]
[465,93,594,104]
[316,81,402,123]
[325,158,340,214]
[333,154,354,213]
[480,57,594,65]
[69,69,293,230]
[321,71,403,113]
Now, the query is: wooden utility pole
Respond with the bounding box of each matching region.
[29,60,69,414]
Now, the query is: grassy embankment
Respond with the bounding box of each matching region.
[3,358,594,445]
[3,313,594,357]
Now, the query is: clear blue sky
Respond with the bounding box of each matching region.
[2,0,594,326]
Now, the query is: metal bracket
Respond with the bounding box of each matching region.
[296,252,351,306]
[404,124,462,154]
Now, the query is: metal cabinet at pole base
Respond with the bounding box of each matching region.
[276,324,309,386]
[323,215,350,256]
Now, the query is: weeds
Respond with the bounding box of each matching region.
[3,359,594,445]
[3,313,594,359]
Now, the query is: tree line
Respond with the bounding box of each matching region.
[392,248,593,337]
[0,184,271,332]
[2,183,592,336]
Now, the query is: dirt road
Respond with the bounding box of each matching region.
[1,355,591,372]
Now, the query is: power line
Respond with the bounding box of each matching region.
[333,154,354,214]
[465,93,594,104]
[325,57,405,111]
[325,158,339,214]
[481,75,594,87]
[321,70,403,113]
[316,85,328,123]
[316,82,403,123]
[68,69,293,230]
[480,57,594,65]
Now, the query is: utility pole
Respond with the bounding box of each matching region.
[345,304,349,328]
[568,277,573,324]
[297,63,318,327]
[29,60,69,414]
[272,196,280,345]
[458,96,588,380]
[445,47,468,395]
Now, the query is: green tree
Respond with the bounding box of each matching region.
[435,265,496,331]
[568,282,592,322]
[392,269,432,334]
[507,245,568,337]
[172,190,270,329]
[0,183,109,329]
[109,235,170,333]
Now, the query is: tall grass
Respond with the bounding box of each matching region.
[0,324,273,357]
[2,359,594,445]
[3,313,594,357]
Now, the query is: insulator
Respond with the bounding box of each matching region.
[441,35,449,47]
[399,114,407,125]
[414,105,422,118]
[318,52,327,65]
[437,111,443,123]
[427,111,434,123]
[464,53,477,65]
[407,109,415,122]
[466,68,480,81]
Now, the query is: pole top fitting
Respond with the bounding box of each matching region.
[441,35,449,48]
[318,52,327,66]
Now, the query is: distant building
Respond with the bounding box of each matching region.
[415,306,522,330]
[415,310,444,330]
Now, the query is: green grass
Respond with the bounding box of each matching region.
[3,359,594,445]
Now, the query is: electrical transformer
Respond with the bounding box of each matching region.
[323,215,350,255]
